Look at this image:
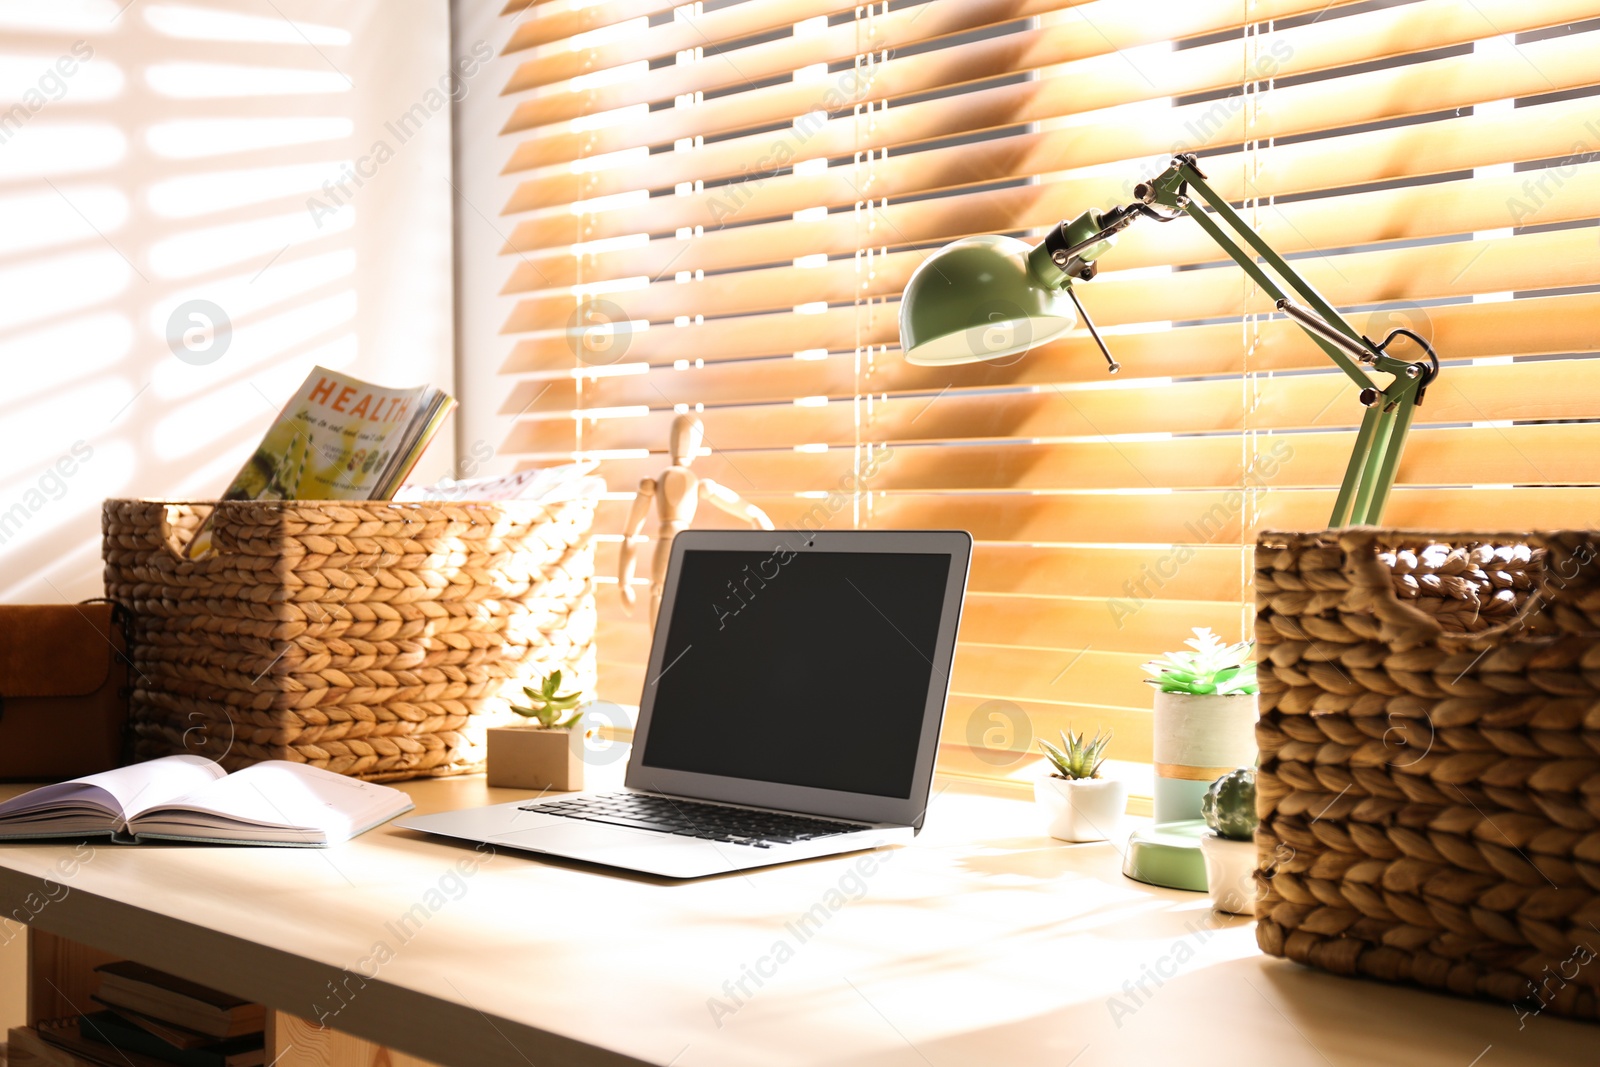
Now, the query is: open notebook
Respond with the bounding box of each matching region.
[0,756,413,846]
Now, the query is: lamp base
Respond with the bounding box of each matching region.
[1122,819,1210,892]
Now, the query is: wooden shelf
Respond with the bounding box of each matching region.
[17,934,441,1067]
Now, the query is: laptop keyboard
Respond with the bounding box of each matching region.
[522,793,871,848]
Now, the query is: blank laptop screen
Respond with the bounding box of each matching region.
[640,548,953,799]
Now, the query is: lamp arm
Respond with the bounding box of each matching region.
[1152,158,1405,389]
[1050,153,1441,527]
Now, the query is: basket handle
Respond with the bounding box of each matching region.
[1337,528,1592,650]
[157,503,214,564]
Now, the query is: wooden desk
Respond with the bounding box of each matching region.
[0,774,1591,1067]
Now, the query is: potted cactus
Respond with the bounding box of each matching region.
[1199,768,1260,914]
[486,670,590,791]
[1142,628,1260,826]
[1033,727,1127,842]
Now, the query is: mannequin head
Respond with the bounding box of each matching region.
[668,414,704,467]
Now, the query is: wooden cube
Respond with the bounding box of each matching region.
[486,725,584,792]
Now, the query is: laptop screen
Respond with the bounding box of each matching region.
[639,547,954,799]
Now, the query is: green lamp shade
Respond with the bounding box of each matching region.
[898,234,1077,366]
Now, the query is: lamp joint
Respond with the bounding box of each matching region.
[1173,152,1205,179]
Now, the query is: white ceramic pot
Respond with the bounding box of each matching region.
[1151,690,1259,823]
[1033,775,1128,843]
[1199,832,1259,915]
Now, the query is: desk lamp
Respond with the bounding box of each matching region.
[896,154,1441,890]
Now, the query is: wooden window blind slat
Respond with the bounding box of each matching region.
[862,487,1600,543]
[563,424,1600,494]
[506,355,1600,454]
[937,700,1160,768]
[507,0,1592,169]
[577,487,1600,551]
[504,0,1105,128]
[502,287,1600,383]
[589,541,1252,601]
[504,0,852,86]
[504,91,1600,252]
[503,158,1600,292]
[503,14,1597,186]
[503,223,1598,332]
[501,0,680,54]
[506,0,1531,142]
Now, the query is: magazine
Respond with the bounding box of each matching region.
[186,367,455,559]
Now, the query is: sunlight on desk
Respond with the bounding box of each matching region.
[0,777,1591,1066]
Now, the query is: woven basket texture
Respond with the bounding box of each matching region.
[102,498,596,782]
[1255,527,1600,1021]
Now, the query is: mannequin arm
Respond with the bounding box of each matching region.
[700,478,775,530]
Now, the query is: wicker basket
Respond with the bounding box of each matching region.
[102,498,596,782]
[1254,527,1600,1022]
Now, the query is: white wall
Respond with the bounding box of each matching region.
[0,0,460,1031]
[450,0,526,481]
[0,0,458,604]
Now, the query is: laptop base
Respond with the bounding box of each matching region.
[400,797,911,880]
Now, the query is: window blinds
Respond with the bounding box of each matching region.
[491,0,1600,797]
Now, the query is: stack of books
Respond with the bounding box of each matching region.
[33,962,266,1067]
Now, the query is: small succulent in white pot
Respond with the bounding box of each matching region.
[1033,727,1128,843]
[1143,629,1260,825]
[1198,767,1260,915]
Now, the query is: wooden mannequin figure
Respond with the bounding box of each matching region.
[618,414,774,624]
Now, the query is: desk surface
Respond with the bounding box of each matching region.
[0,772,1591,1067]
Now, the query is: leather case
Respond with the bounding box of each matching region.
[0,603,130,779]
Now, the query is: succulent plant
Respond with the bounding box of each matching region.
[1038,726,1113,781]
[509,669,585,730]
[1142,627,1258,696]
[1202,767,1258,841]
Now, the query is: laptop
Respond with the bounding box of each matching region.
[399,529,971,879]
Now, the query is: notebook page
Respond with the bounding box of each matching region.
[128,762,412,843]
[0,755,224,825]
